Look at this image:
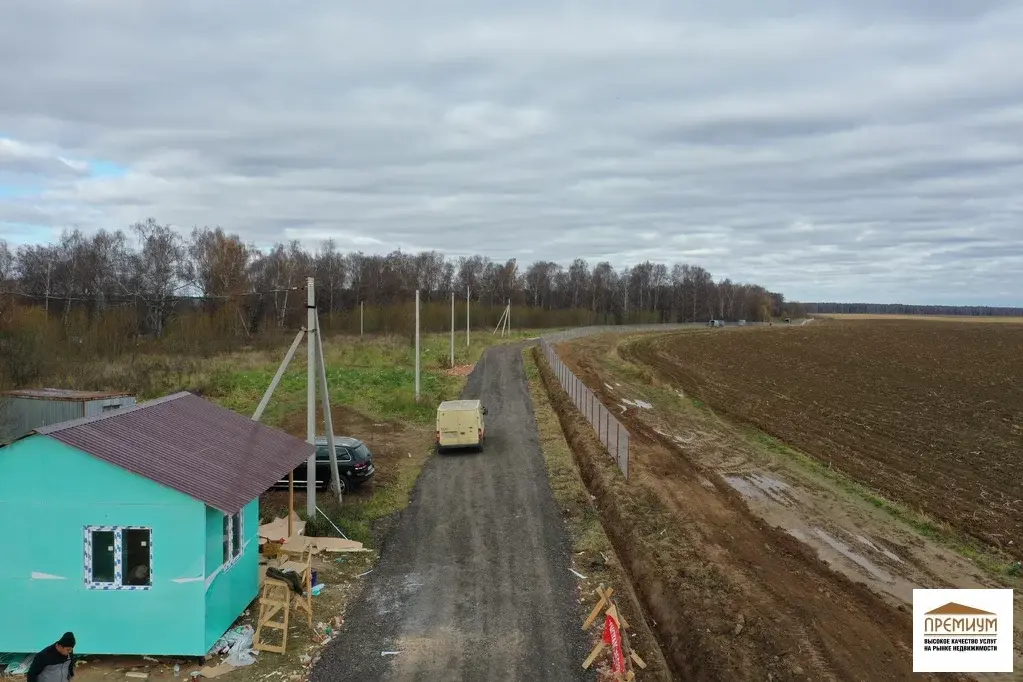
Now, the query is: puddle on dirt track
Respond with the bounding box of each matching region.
[812,528,896,585]
[621,398,653,409]
[724,472,795,506]
[720,469,986,606]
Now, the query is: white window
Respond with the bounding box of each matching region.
[222,511,244,567]
[83,526,152,590]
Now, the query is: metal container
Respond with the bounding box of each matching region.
[0,388,136,442]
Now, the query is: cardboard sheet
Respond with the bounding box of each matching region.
[281,535,366,553]
[257,513,305,543]
[199,663,235,678]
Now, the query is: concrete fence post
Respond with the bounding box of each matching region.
[615,421,620,463]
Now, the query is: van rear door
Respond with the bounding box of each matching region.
[438,408,479,447]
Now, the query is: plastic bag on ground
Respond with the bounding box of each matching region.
[3,653,35,676]
[223,625,256,667]
[208,624,256,666]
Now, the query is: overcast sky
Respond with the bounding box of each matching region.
[1,1,1021,305]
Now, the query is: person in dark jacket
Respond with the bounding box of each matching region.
[26,632,75,682]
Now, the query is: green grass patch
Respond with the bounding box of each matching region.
[207,329,549,427]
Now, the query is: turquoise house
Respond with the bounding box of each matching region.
[0,391,314,656]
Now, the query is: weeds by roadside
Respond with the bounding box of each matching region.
[523,349,671,682]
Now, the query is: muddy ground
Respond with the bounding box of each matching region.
[545,333,993,682]
[623,320,1023,560]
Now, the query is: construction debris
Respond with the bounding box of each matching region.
[281,535,366,554]
[443,364,475,377]
[258,513,306,544]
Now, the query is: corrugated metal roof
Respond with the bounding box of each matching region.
[2,388,133,400]
[36,392,315,514]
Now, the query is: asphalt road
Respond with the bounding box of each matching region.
[310,343,589,682]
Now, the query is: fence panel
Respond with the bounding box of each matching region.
[538,336,631,480]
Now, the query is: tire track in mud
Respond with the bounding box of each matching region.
[539,340,975,682]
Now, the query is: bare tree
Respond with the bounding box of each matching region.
[0,240,13,288]
[128,218,187,336]
[5,217,797,335]
[315,239,347,317]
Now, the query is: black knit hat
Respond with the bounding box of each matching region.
[57,632,75,648]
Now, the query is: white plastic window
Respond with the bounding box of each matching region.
[83,526,152,590]
[221,511,244,568]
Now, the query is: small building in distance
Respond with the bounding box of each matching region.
[0,391,315,656]
[0,388,136,443]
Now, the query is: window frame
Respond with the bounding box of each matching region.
[221,511,244,570]
[83,525,153,591]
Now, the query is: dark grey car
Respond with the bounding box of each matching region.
[273,436,375,494]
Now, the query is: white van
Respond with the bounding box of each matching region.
[436,399,487,452]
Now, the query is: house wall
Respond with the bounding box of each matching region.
[203,499,260,652]
[0,435,208,655]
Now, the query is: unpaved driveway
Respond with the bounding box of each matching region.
[310,343,588,682]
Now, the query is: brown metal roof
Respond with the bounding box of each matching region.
[2,388,133,400]
[36,392,315,514]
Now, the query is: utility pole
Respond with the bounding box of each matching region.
[450,291,455,367]
[466,286,470,347]
[306,277,317,518]
[507,298,511,336]
[360,301,364,337]
[414,289,421,401]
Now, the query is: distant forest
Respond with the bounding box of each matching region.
[807,303,1023,317]
[0,220,796,365]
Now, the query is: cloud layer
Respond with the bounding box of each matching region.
[1,0,1021,304]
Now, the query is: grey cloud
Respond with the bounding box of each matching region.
[1,0,1022,305]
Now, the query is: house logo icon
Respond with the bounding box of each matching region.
[913,589,1014,674]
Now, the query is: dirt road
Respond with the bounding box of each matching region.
[310,344,588,682]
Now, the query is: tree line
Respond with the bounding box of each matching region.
[808,302,1023,317]
[0,219,794,344]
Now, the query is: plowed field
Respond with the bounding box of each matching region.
[623,320,1023,560]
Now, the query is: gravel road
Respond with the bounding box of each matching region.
[310,343,589,682]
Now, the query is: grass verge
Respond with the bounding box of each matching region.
[523,349,672,682]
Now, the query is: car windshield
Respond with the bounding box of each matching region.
[350,443,372,461]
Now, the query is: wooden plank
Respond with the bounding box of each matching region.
[581,641,606,670]
[582,586,614,630]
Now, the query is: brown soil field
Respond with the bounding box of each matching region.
[539,341,979,682]
[623,320,1023,561]
[821,314,1023,324]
